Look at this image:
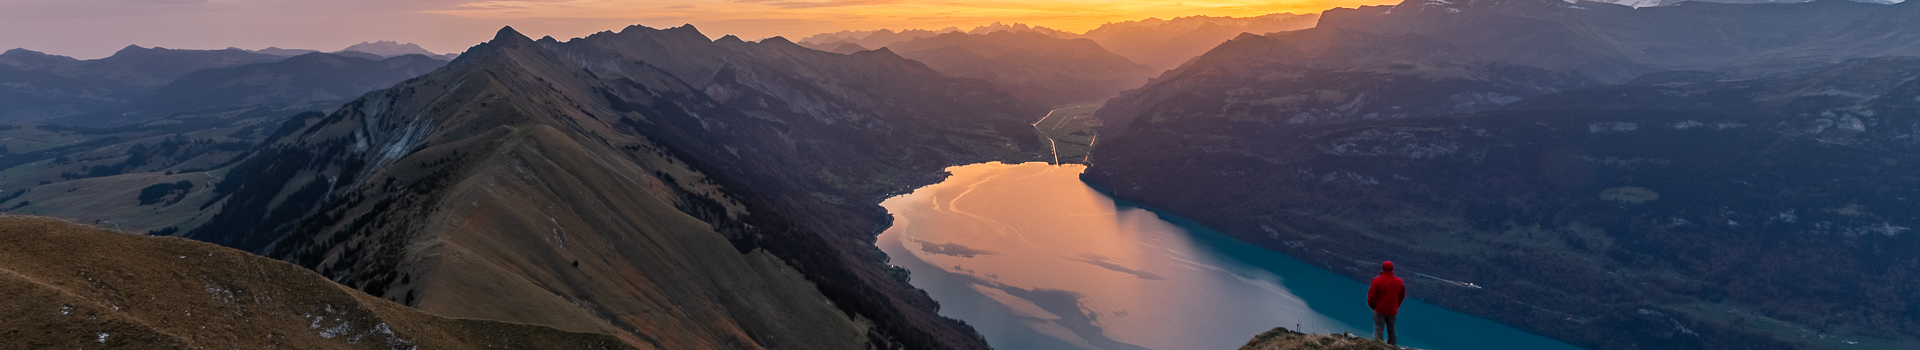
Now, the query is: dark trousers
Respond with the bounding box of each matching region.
[1373,312,1399,345]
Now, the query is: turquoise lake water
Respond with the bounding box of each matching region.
[877,162,1586,350]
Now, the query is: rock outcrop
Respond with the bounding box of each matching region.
[1239,328,1411,350]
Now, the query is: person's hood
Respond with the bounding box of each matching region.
[1381,261,1395,276]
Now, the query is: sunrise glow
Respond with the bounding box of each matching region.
[432,0,1388,38]
[0,0,1393,59]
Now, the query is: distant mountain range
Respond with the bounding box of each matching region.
[0,44,450,124]
[798,14,1320,72]
[869,31,1154,106]
[1087,0,1920,349]
[339,41,460,60]
[240,41,460,61]
[796,15,1315,106]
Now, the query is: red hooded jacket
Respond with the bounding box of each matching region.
[1368,261,1406,316]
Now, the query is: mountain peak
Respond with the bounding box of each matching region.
[760,36,796,46]
[493,26,532,43]
[664,24,709,41]
[114,44,149,55]
[0,48,76,68]
[2,48,45,57]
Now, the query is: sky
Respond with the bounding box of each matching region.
[0,0,1391,59]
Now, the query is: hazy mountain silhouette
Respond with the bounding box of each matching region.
[1078,13,1320,71]
[885,31,1155,106]
[801,22,1206,106]
[0,46,285,121]
[798,14,1319,73]
[249,46,323,57]
[821,40,867,54]
[0,45,449,124]
[799,27,965,49]
[84,53,448,124]
[341,41,460,60]
[0,45,451,123]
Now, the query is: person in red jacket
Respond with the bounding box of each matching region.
[1368,261,1406,346]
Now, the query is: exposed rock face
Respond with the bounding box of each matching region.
[184,25,1040,350]
[0,216,638,349]
[1086,1,1920,349]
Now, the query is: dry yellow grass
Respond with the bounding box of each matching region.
[0,216,639,349]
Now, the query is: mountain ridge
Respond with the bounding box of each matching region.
[161,23,1041,349]
[1084,1,1920,348]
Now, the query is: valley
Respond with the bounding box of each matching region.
[876,161,1585,350]
[1031,102,1103,165]
[2,0,1919,349]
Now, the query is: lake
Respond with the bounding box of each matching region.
[877,162,1587,350]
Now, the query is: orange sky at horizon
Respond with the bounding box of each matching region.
[432,0,1395,39]
[0,0,1397,59]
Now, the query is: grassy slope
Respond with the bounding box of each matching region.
[183,31,870,350]
[0,216,638,349]
[402,124,866,349]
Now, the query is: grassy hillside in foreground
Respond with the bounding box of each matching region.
[0,216,638,349]
[1239,327,1416,350]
